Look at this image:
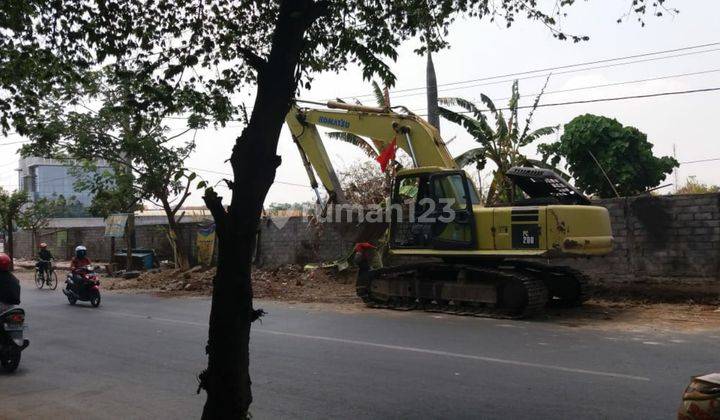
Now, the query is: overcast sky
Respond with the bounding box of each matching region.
[2,0,719,207]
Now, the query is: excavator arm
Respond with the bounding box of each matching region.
[285,101,458,204]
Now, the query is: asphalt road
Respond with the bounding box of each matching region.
[1,278,718,419]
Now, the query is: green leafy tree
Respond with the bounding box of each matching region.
[2,0,675,417]
[20,68,219,270]
[0,190,29,269]
[16,197,59,254]
[48,195,87,218]
[538,114,679,197]
[76,165,143,218]
[69,160,142,218]
[440,79,559,205]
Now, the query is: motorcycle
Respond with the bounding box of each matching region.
[0,307,29,373]
[63,266,101,307]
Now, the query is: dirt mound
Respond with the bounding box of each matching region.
[106,264,359,304]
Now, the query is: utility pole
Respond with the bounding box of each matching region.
[673,143,679,193]
[426,50,440,133]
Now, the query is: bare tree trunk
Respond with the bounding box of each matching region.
[169,220,189,270]
[161,199,190,271]
[6,221,14,271]
[125,213,134,270]
[198,1,326,418]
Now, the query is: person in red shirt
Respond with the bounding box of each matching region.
[70,245,91,274]
[68,245,92,290]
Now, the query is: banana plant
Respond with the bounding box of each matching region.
[439,78,563,206]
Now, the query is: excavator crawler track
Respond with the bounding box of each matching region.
[498,260,589,307]
[357,263,549,319]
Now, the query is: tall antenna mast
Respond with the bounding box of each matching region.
[673,143,678,193]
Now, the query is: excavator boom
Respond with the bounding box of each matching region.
[285,101,457,203]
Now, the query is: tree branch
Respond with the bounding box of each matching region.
[238,47,267,73]
[165,127,193,142]
[203,188,226,228]
[171,177,193,215]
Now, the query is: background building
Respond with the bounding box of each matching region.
[17,157,112,216]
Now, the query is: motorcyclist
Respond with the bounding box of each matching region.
[0,253,20,314]
[69,245,91,288]
[36,242,53,278]
[70,245,91,271]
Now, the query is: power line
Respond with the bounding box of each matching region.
[680,157,720,164]
[386,48,720,102]
[422,86,720,116]
[187,166,311,188]
[332,41,720,101]
[0,140,29,146]
[403,68,720,113]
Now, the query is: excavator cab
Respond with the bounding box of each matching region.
[390,167,479,251]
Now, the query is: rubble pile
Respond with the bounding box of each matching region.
[252,265,358,303]
[107,264,359,303]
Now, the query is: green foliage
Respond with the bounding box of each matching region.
[16,197,58,232]
[538,114,679,197]
[0,189,29,262]
[48,195,87,218]
[441,79,559,205]
[326,132,379,158]
[0,0,673,135]
[0,190,29,229]
[71,162,141,217]
[20,68,197,219]
[676,176,720,195]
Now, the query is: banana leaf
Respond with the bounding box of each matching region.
[454,147,487,169]
[327,132,379,158]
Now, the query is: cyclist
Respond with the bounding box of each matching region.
[36,242,53,280]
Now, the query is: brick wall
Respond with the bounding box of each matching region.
[562,193,720,285]
[255,217,357,267]
[255,194,720,285]
[12,194,720,285]
[14,222,205,265]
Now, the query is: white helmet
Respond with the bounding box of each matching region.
[75,245,87,258]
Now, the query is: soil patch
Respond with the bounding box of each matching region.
[25,263,719,333]
[105,264,360,304]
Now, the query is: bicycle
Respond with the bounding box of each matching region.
[34,260,58,290]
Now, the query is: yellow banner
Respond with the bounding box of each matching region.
[196,225,216,266]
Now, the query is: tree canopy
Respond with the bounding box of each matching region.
[1,0,675,135]
[539,114,679,198]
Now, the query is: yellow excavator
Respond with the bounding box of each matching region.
[285,100,613,318]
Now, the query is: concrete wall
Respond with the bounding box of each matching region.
[12,193,720,285]
[563,194,720,285]
[255,194,720,285]
[14,222,203,265]
[254,217,359,267]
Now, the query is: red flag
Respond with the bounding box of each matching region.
[375,137,397,172]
